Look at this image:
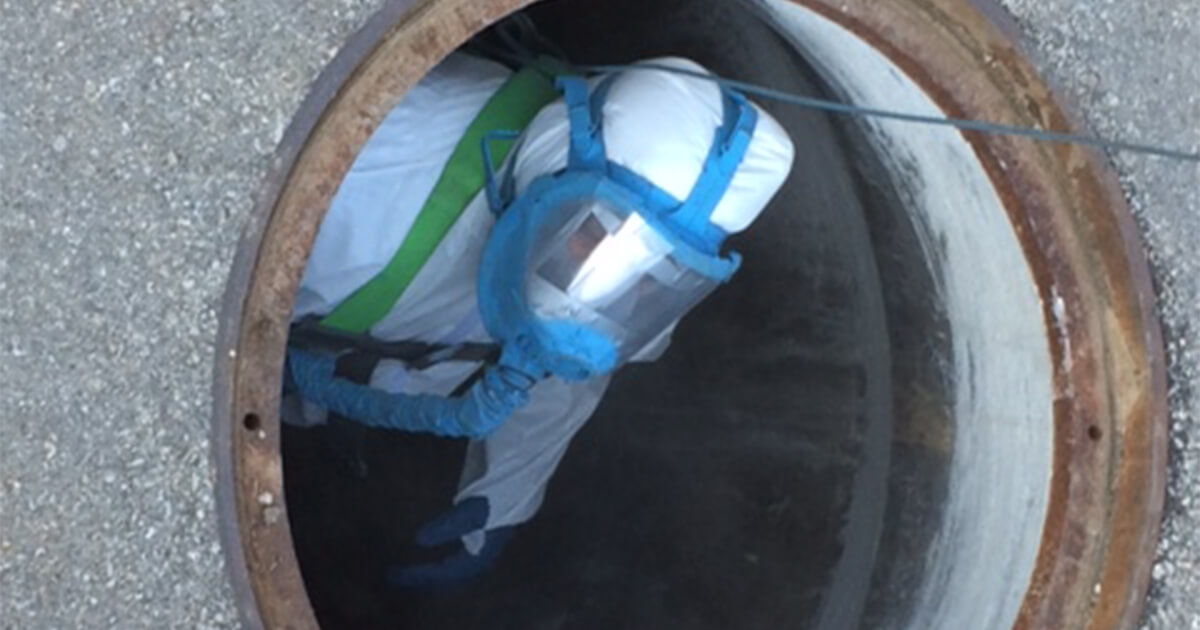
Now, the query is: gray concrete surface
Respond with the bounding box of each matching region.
[0,1,383,627]
[0,0,1196,628]
[999,2,1200,628]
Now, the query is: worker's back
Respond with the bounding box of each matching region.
[293,52,511,345]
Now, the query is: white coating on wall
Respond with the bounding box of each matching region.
[758,2,1056,629]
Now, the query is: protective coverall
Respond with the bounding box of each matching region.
[284,51,795,581]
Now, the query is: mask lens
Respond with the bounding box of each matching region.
[525,197,719,362]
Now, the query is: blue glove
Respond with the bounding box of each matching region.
[386,497,515,588]
[284,347,535,439]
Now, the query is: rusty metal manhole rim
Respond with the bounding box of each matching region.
[211,0,1167,628]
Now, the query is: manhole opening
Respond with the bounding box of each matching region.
[216,1,1167,629]
[281,2,946,629]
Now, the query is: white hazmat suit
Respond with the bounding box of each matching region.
[285,52,795,552]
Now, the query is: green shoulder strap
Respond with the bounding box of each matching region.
[320,60,564,333]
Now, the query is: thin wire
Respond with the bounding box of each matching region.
[582,62,1200,163]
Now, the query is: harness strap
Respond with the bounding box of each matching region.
[670,89,758,252]
[326,350,378,477]
[290,319,496,408]
[320,61,562,333]
[561,66,759,255]
[558,75,607,171]
[290,319,501,370]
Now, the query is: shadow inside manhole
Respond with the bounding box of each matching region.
[279,1,953,628]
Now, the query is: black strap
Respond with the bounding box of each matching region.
[325,349,380,477]
[290,318,499,405]
[289,318,501,371]
[449,362,491,398]
[333,348,383,383]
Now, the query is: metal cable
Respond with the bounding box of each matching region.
[581,62,1200,163]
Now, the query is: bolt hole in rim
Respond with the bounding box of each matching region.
[211,0,1166,629]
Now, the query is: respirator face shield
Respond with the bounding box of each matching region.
[478,172,737,381]
[477,71,756,382]
[524,192,723,365]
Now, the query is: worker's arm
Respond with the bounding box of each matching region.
[385,374,612,587]
[457,374,612,540]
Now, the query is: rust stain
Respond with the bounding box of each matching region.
[218,0,537,628]
[793,1,1165,629]
[214,0,1167,628]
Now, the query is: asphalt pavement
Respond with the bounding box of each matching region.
[1000,2,1200,628]
[0,1,384,627]
[0,0,1196,628]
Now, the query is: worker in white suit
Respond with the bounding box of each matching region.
[283,51,794,586]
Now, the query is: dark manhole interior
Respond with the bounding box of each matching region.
[282,1,952,628]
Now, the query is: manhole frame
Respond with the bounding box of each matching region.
[211,0,1168,628]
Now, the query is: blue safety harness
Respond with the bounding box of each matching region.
[477,72,759,382]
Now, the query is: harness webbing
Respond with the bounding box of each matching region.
[319,62,562,333]
[290,319,501,370]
